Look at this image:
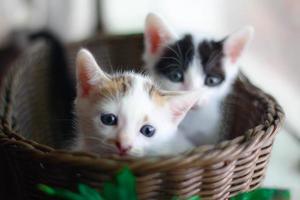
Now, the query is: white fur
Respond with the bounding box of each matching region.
[143,13,254,145]
[73,49,199,157]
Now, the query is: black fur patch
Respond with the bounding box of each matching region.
[154,34,194,76]
[154,34,226,83]
[198,40,225,80]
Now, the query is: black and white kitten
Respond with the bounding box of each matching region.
[143,13,254,145]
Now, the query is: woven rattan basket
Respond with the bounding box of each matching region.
[0,34,284,200]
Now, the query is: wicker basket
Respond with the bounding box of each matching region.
[0,34,284,200]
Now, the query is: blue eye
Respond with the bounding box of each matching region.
[100,113,117,126]
[140,125,156,137]
[168,70,184,82]
[205,75,223,86]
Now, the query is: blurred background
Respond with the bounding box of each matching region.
[0,0,299,199]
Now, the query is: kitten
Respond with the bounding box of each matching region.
[143,13,254,145]
[73,49,200,157]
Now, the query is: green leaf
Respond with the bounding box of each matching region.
[230,188,290,200]
[171,195,201,200]
[78,184,103,200]
[37,184,56,195]
[187,196,201,200]
[116,166,137,200]
[37,184,85,200]
[102,182,118,200]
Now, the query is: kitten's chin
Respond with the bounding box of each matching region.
[128,149,144,157]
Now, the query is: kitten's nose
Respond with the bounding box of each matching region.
[115,141,132,155]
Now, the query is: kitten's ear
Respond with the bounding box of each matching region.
[224,26,254,64]
[76,49,110,97]
[144,13,176,57]
[165,91,200,126]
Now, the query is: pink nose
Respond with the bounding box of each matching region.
[115,141,132,155]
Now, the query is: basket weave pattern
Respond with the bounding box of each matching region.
[0,35,284,200]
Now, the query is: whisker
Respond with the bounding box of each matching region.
[176,42,184,66]
[156,43,184,68]
[89,144,114,151]
[160,56,182,65]
[97,48,114,74]
[164,45,181,61]
[82,136,115,149]
[82,137,116,152]
[106,54,114,74]
[103,49,114,73]
[163,63,181,70]
[205,49,223,69]
[82,136,105,143]
[184,46,194,62]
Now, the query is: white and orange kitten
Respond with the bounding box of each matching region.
[73,49,200,157]
[143,13,254,145]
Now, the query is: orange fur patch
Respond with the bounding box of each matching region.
[144,82,167,106]
[90,76,133,104]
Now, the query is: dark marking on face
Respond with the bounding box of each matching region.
[154,33,227,87]
[198,39,225,82]
[144,81,154,96]
[95,75,133,103]
[154,34,194,82]
[112,76,133,95]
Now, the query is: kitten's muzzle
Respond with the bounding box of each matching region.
[115,141,132,156]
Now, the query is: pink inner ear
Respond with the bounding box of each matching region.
[148,26,162,54]
[79,69,91,97]
[228,38,245,63]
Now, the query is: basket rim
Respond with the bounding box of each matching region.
[0,65,285,172]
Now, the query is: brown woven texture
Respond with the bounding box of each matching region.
[0,34,284,200]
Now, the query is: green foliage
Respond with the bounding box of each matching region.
[38,166,136,200]
[102,166,137,200]
[172,195,201,200]
[231,188,290,200]
[38,183,103,200]
[38,167,290,200]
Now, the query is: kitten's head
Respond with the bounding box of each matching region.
[74,49,199,157]
[143,13,254,107]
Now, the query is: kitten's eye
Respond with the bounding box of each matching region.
[168,70,184,82]
[140,125,156,137]
[205,75,223,87]
[100,113,118,126]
